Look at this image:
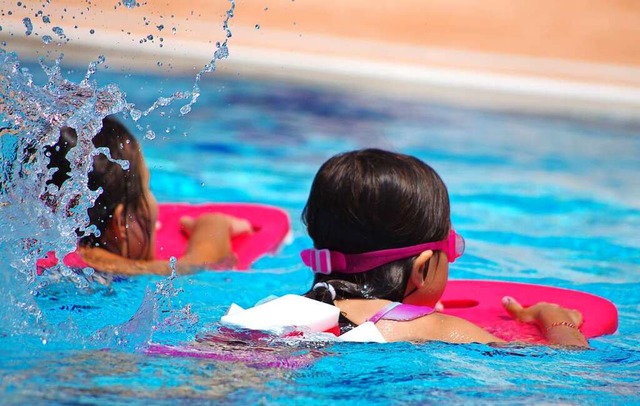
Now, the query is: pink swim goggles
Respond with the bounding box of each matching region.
[301,229,465,275]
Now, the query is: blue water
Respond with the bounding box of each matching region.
[2,63,640,403]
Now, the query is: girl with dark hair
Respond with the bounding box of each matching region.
[301,149,588,347]
[45,116,251,275]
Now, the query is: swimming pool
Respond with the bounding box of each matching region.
[1,62,640,403]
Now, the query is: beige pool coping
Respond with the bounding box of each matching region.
[2,0,640,118]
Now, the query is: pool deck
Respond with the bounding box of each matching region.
[2,0,640,118]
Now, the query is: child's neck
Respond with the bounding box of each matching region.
[334,298,393,326]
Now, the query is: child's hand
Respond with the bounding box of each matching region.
[180,214,223,236]
[227,215,253,237]
[501,296,583,328]
[180,214,252,237]
[179,215,197,236]
[502,296,588,347]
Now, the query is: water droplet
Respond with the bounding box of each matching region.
[89,29,95,34]
[52,26,65,38]
[130,109,142,121]
[179,104,191,115]
[156,24,164,31]
[255,24,260,30]
[22,17,33,36]
[42,15,50,24]
[147,34,153,40]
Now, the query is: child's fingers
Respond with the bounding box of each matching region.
[228,216,253,237]
[502,296,534,323]
[179,216,195,236]
[179,214,252,238]
[566,308,584,326]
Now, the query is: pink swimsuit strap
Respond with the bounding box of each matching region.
[367,302,435,323]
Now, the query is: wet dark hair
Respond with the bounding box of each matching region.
[302,149,450,311]
[46,116,152,259]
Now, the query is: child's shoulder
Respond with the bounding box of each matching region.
[375,311,445,342]
[380,312,501,344]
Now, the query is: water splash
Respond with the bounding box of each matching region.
[22,18,33,36]
[122,0,138,9]
[133,0,236,123]
[51,26,66,41]
[0,0,237,345]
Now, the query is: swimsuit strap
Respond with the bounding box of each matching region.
[367,302,403,323]
[367,302,435,323]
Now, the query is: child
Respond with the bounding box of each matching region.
[300,149,588,347]
[44,116,251,276]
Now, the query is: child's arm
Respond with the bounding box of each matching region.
[502,296,589,348]
[78,214,251,275]
[409,297,589,347]
[380,298,589,347]
[380,313,506,344]
[177,213,251,266]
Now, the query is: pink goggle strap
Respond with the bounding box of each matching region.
[300,229,465,275]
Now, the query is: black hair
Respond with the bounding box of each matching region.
[46,116,152,259]
[302,149,450,309]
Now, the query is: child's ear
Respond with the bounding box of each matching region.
[410,250,434,287]
[109,203,128,247]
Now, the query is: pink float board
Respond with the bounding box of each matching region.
[440,280,618,343]
[155,203,290,270]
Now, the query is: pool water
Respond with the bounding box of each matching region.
[1,64,640,403]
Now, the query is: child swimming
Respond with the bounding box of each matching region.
[44,115,251,276]
[301,149,589,347]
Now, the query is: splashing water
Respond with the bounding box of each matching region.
[0,0,236,346]
[22,17,33,36]
[122,0,138,9]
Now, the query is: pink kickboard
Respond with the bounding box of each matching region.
[440,280,618,343]
[154,203,290,270]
